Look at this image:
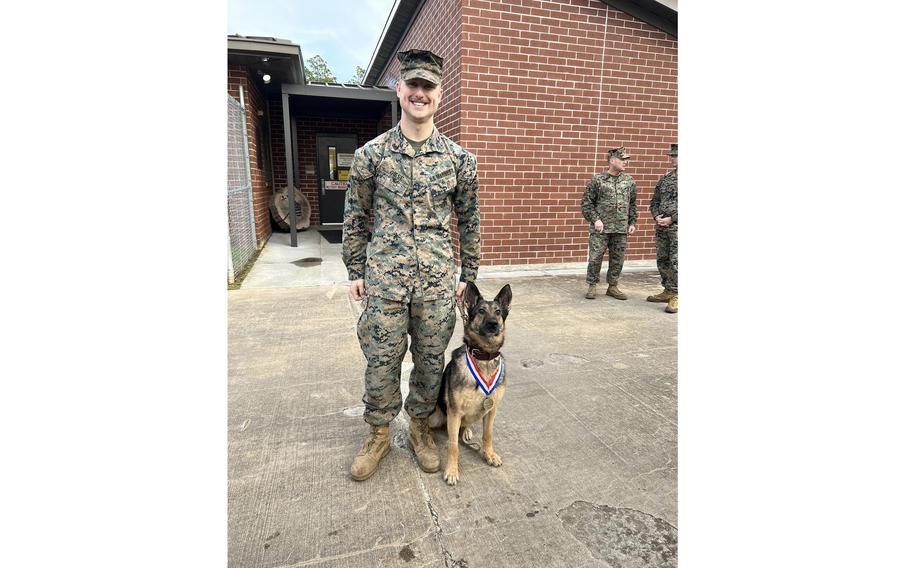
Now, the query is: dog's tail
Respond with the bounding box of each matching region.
[428,406,446,429]
[429,359,452,429]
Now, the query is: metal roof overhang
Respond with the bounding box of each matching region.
[282,83,399,101]
[278,83,399,246]
[363,0,426,86]
[599,0,677,38]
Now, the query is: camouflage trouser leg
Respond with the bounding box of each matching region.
[404,296,456,419]
[586,232,608,285]
[586,232,627,285]
[605,233,627,286]
[356,295,456,426]
[655,229,678,293]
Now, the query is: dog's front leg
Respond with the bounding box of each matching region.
[482,408,502,467]
[443,410,462,485]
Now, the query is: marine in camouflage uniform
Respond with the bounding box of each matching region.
[648,143,678,313]
[343,49,481,480]
[580,146,638,300]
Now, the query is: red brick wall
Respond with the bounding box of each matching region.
[228,65,273,247]
[379,0,676,266]
[379,0,463,143]
[460,0,677,264]
[598,5,678,260]
[268,103,393,227]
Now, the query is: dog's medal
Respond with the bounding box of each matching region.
[465,347,504,396]
[482,396,494,411]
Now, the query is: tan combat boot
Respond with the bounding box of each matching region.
[606,285,628,300]
[585,284,597,299]
[647,289,674,303]
[350,425,391,481]
[409,417,440,473]
[665,295,678,313]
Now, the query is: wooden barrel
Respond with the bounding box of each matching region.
[269,187,311,231]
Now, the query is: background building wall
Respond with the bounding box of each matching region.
[459,0,677,264]
[267,102,393,227]
[228,65,273,247]
[379,0,677,266]
[379,0,464,145]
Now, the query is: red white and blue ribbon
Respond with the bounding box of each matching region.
[465,348,504,396]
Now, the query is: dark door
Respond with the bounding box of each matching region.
[316,134,358,224]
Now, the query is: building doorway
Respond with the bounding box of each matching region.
[316,134,358,225]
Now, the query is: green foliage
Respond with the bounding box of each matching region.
[304,55,336,83]
[348,65,366,84]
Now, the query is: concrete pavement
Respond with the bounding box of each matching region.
[229,258,678,567]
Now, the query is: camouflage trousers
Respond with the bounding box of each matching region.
[586,232,627,286]
[655,228,678,293]
[356,295,456,426]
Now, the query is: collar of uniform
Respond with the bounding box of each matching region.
[390,124,446,157]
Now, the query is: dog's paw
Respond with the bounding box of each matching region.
[443,464,459,486]
[461,427,473,443]
[483,450,502,467]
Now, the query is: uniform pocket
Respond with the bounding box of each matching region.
[424,181,453,228]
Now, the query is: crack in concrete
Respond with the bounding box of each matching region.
[530,377,631,466]
[269,540,415,567]
[271,528,436,567]
[628,456,676,484]
[391,412,468,568]
[608,382,677,427]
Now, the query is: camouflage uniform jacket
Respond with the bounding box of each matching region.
[342,124,481,302]
[581,171,638,233]
[649,169,677,231]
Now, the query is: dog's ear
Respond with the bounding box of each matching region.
[462,281,482,311]
[494,284,512,319]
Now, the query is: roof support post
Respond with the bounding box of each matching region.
[391,100,397,125]
[281,91,297,246]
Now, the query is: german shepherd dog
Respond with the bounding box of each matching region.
[429,282,512,486]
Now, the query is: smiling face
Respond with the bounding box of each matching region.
[396,78,441,125]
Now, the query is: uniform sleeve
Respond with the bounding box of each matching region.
[580,178,598,223]
[669,173,678,224]
[628,179,638,226]
[454,151,481,283]
[342,148,374,280]
[650,177,662,219]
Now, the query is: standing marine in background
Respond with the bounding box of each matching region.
[648,143,678,313]
[581,146,638,300]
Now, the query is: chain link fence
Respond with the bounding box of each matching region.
[227,94,257,283]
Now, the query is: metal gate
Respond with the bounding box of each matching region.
[227,94,257,283]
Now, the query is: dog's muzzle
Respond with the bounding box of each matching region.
[482,321,500,335]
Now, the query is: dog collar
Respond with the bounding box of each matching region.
[468,346,500,361]
[465,348,504,396]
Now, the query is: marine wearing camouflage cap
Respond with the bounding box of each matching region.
[648,142,678,312]
[608,146,632,160]
[397,49,444,85]
[581,146,638,300]
[344,45,480,482]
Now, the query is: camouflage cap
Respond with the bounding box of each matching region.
[668,143,678,156]
[608,146,632,160]
[397,49,443,85]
